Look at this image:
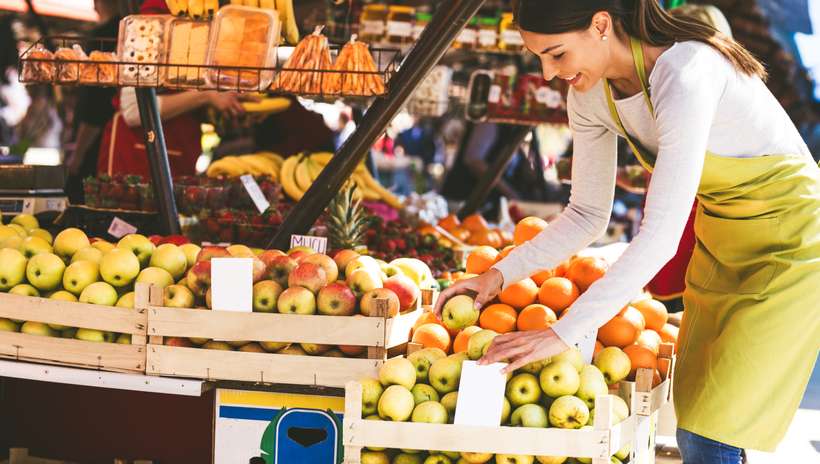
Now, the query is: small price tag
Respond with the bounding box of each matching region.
[108,217,138,239]
[454,361,507,426]
[290,235,328,254]
[488,85,502,103]
[240,174,271,214]
[211,258,253,313]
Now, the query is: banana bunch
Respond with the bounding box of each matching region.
[206,152,284,180]
[166,0,219,19]
[229,0,299,44]
[241,96,292,114]
[280,153,404,209]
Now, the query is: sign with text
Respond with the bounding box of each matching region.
[453,361,507,427]
[210,258,253,313]
[290,235,328,254]
[107,217,138,239]
[240,174,271,214]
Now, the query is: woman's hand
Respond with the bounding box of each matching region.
[207,91,260,118]
[480,328,570,374]
[432,268,504,319]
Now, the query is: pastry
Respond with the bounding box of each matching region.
[21,45,55,82]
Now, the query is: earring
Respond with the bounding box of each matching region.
[602,35,608,41]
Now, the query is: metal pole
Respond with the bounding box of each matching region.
[269,0,486,249]
[457,124,531,219]
[135,88,181,235]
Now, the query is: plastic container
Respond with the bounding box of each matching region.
[358,4,388,43]
[206,5,280,91]
[498,13,524,53]
[117,15,172,86]
[386,5,415,46]
[165,18,211,87]
[477,17,500,51]
[453,18,478,50]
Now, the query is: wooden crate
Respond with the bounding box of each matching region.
[0,289,147,374]
[140,285,432,388]
[342,345,675,464]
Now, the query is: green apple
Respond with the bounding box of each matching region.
[551,347,584,372]
[467,329,498,361]
[424,455,453,464]
[300,343,332,355]
[0,318,19,332]
[361,378,385,416]
[441,295,479,331]
[116,292,135,308]
[441,391,458,421]
[460,452,494,464]
[0,247,27,291]
[62,260,100,296]
[0,234,23,250]
[136,266,174,289]
[539,361,581,398]
[18,236,52,258]
[91,240,115,253]
[117,234,155,267]
[21,321,55,337]
[150,243,188,280]
[407,347,447,383]
[7,224,27,237]
[61,327,78,338]
[518,358,551,376]
[100,248,141,287]
[29,228,52,244]
[11,213,38,231]
[535,456,567,464]
[361,451,390,464]
[501,397,511,424]
[9,283,39,297]
[593,347,631,385]
[277,287,316,315]
[252,280,283,313]
[377,385,415,421]
[511,403,548,428]
[203,340,233,350]
[259,341,289,353]
[394,453,425,464]
[576,365,609,409]
[378,357,417,389]
[116,333,132,344]
[179,243,201,269]
[48,290,77,330]
[548,395,589,429]
[163,284,195,308]
[75,328,106,342]
[79,281,118,306]
[588,395,629,426]
[411,383,440,405]
[506,373,542,407]
[26,252,65,291]
[429,353,467,394]
[71,246,103,265]
[226,244,255,257]
[53,228,90,262]
[496,456,534,464]
[411,400,448,424]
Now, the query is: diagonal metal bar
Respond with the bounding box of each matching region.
[269,0,487,249]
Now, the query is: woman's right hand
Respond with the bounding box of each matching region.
[432,268,504,319]
[207,91,251,118]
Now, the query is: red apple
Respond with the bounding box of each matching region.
[186,260,211,297]
[289,250,312,262]
[251,257,267,283]
[301,253,339,283]
[268,255,298,287]
[196,246,230,263]
[338,344,365,357]
[317,282,357,316]
[346,268,383,298]
[259,249,287,270]
[360,288,401,317]
[288,262,328,294]
[159,235,190,246]
[164,337,193,348]
[148,235,163,246]
[383,274,420,312]
[333,249,360,277]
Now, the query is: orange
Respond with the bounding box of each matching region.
[450,227,471,242]
[497,245,516,261]
[453,326,482,353]
[465,246,499,274]
[659,323,679,344]
[451,271,464,280]
[554,260,571,278]
[467,229,501,248]
[597,306,645,348]
[487,230,503,248]
[636,329,662,355]
[632,298,668,332]
[438,214,461,232]
[418,225,441,238]
[593,340,604,358]
[462,214,489,233]
[516,304,557,331]
[479,303,518,334]
[412,311,445,335]
[623,343,659,379]
[412,323,452,352]
[498,229,514,246]
[537,277,580,312]
[531,268,554,286]
[514,216,548,245]
[499,278,539,309]
[566,256,608,292]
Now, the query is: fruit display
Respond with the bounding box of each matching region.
[363,216,459,280]
[205,152,284,180]
[83,174,157,211]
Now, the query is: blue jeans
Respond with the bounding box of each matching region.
[677,428,745,464]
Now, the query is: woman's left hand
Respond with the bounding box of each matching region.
[479,328,571,374]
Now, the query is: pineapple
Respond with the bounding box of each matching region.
[327,185,368,250]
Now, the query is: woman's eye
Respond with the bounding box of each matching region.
[553,52,565,60]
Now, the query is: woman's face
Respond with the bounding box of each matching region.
[520,20,611,93]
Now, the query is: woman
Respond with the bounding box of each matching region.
[433,1,820,462]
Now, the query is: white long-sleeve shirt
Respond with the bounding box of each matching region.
[492,41,812,347]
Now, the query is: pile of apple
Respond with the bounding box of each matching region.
[357,332,635,464]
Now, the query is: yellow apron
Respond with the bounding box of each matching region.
[604,37,820,451]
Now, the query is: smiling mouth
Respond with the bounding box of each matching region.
[561,74,582,85]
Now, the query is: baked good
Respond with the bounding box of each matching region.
[80,51,117,84]
[55,45,87,83]
[117,15,170,85]
[207,6,279,90]
[21,45,55,82]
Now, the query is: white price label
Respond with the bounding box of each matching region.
[488,85,502,104]
[453,361,507,427]
[501,30,524,46]
[211,258,253,313]
[107,217,138,239]
[361,20,385,36]
[290,235,328,254]
[387,21,412,38]
[478,30,498,48]
[456,29,477,45]
[240,174,271,214]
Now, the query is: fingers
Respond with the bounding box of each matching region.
[432,280,478,318]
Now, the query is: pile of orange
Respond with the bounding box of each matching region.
[422,214,514,250]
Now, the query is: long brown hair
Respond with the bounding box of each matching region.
[513,0,766,79]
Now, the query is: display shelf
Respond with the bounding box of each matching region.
[19,35,399,98]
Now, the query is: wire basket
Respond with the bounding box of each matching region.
[19,35,400,98]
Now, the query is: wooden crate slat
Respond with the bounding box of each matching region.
[0,331,145,373]
[146,345,382,387]
[384,309,422,348]
[147,306,392,346]
[0,293,146,334]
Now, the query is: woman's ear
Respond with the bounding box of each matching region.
[590,11,613,39]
